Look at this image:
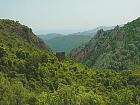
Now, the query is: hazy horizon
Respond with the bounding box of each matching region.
[0,0,140,34]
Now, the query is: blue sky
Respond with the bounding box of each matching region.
[0,0,140,34]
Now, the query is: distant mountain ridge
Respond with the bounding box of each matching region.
[38,26,115,40]
[38,33,64,40]
[69,26,115,36]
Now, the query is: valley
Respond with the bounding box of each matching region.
[0,19,140,105]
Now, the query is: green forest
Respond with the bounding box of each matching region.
[0,19,140,105]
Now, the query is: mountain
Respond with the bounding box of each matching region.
[38,33,64,40]
[0,19,48,50]
[70,26,115,36]
[46,35,92,54]
[70,17,140,70]
[0,19,139,105]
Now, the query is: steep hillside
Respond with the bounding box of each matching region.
[0,19,54,75]
[47,35,92,54]
[0,19,48,50]
[0,19,139,105]
[70,18,140,70]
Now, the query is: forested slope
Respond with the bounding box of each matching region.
[70,17,140,70]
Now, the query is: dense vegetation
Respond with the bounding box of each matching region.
[70,17,140,71]
[0,19,140,105]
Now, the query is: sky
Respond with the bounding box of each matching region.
[0,0,140,34]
